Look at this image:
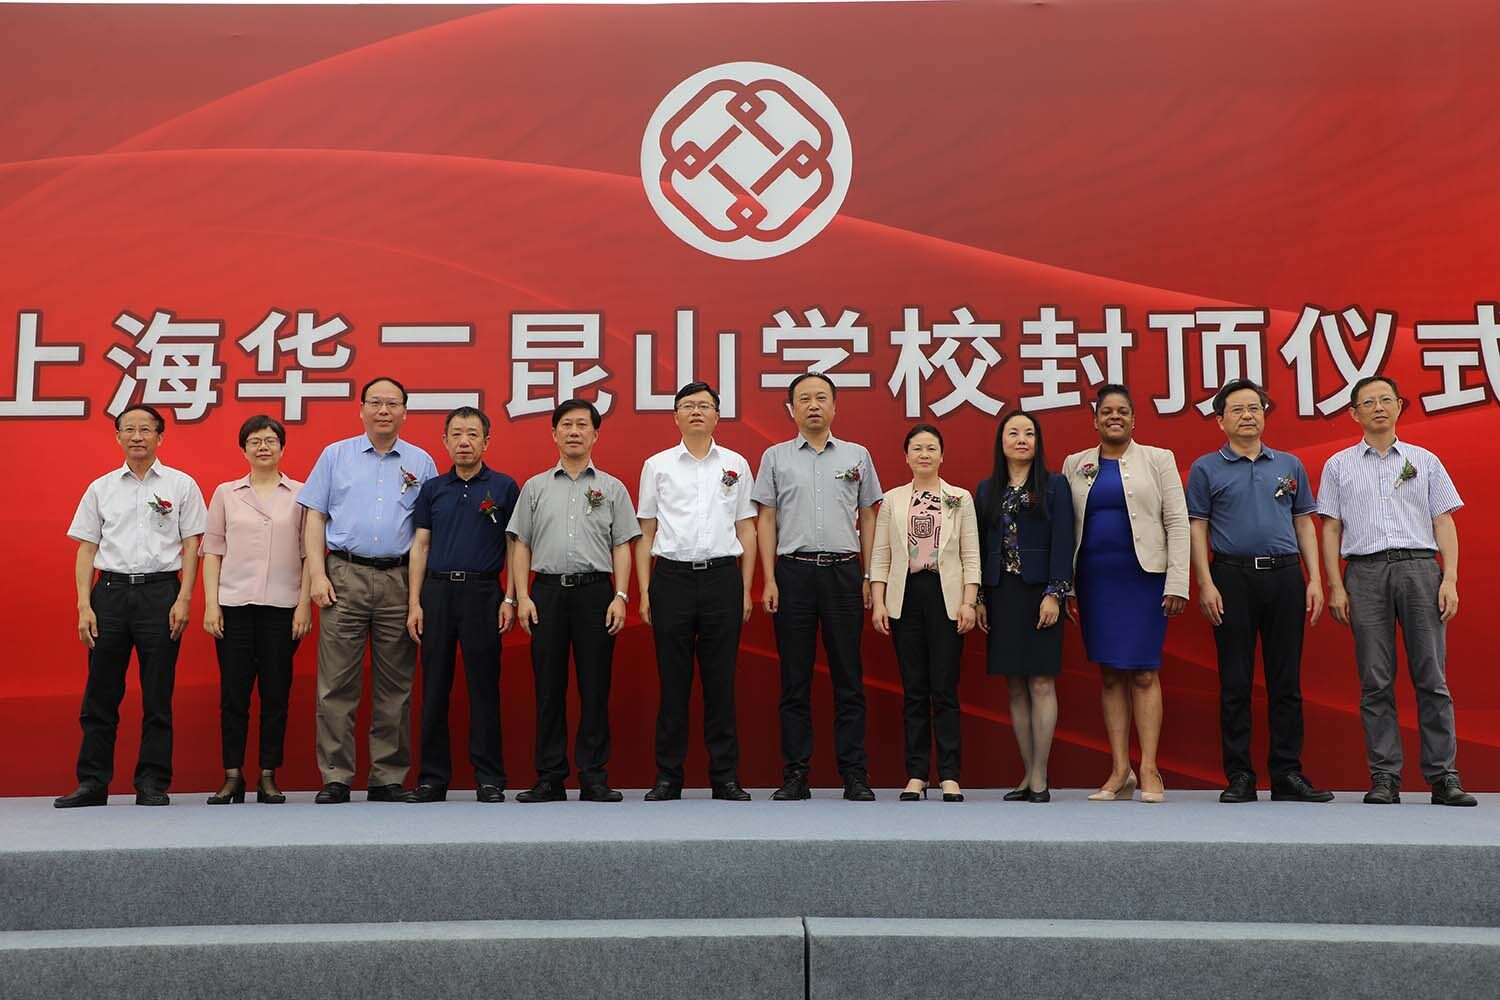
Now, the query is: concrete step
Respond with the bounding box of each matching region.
[807,917,1500,1000]
[0,917,805,1000]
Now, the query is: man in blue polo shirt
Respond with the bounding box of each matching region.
[300,376,438,804]
[1187,379,1330,804]
[403,405,519,803]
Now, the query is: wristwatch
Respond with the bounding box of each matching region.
[614,591,629,602]
[503,596,518,607]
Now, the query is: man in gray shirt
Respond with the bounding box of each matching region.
[508,399,640,803]
[754,372,883,801]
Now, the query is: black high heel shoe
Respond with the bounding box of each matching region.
[256,771,287,804]
[898,782,929,802]
[207,773,245,805]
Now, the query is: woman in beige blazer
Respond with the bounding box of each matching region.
[870,424,981,802]
[1061,385,1189,803]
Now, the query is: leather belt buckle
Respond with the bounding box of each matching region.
[561,573,579,587]
[128,574,146,585]
[450,571,467,582]
[815,552,835,567]
[1253,556,1274,571]
[691,560,710,571]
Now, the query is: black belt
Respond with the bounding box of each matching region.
[98,571,178,586]
[329,550,408,570]
[426,570,499,583]
[534,572,610,588]
[1212,553,1300,571]
[781,551,859,567]
[1346,548,1436,563]
[656,556,737,571]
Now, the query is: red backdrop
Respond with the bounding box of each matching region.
[2,2,1497,794]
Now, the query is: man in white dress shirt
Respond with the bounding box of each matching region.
[636,382,757,801]
[57,404,206,807]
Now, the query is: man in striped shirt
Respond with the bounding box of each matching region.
[1317,375,1475,807]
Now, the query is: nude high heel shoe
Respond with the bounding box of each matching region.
[1087,770,1137,801]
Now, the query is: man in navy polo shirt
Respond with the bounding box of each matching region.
[403,406,519,803]
[1187,379,1331,804]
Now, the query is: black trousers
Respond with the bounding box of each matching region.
[530,576,615,785]
[1210,561,1306,782]
[76,576,180,791]
[889,571,963,781]
[773,556,868,779]
[214,604,297,770]
[650,561,742,784]
[418,576,504,787]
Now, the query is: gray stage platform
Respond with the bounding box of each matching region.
[1,790,1496,999]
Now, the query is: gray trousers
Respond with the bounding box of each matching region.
[1344,554,1458,783]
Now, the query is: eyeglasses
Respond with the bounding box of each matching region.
[676,401,718,413]
[1354,396,1399,411]
[363,397,406,411]
[244,436,281,449]
[118,426,157,436]
[1225,404,1264,417]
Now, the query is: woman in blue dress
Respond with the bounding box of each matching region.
[1061,385,1189,803]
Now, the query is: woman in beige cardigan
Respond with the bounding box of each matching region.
[1061,385,1189,803]
[870,424,981,802]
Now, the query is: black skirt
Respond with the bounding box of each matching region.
[984,572,1064,677]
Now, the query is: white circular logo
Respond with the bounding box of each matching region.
[642,62,852,261]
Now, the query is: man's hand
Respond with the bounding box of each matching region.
[1306,581,1325,626]
[639,592,652,627]
[742,591,753,624]
[168,598,191,640]
[203,604,224,639]
[605,595,627,635]
[1198,582,1224,626]
[311,573,337,608]
[1327,586,1351,626]
[976,602,989,634]
[1438,579,1460,623]
[762,580,780,614]
[77,606,98,648]
[406,605,424,642]
[499,601,516,634]
[517,596,539,636]
[861,579,873,611]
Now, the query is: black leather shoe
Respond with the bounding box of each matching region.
[516,780,567,803]
[643,780,682,801]
[134,789,170,806]
[402,783,447,803]
[1025,786,1051,803]
[579,783,623,802]
[314,781,351,804]
[712,780,752,801]
[1431,775,1477,807]
[842,771,876,802]
[771,774,811,801]
[207,774,245,805]
[1270,772,1335,802]
[1220,773,1257,803]
[1002,787,1030,802]
[1363,772,1401,805]
[54,783,107,808]
[476,784,506,803]
[366,783,405,802]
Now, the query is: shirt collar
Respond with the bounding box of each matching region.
[360,434,406,456]
[1361,437,1404,457]
[444,463,491,483]
[673,440,719,462]
[118,459,163,481]
[794,433,840,451]
[231,472,294,491]
[551,460,597,479]
[1218,443,1277,463]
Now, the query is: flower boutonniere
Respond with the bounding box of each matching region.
[478,492,499,524]
[942,494,963,512]
[1079,462,1099,489]
[147,494,173,517]
[720,469,740,496]
[584,487,605,513]
[1274,474,1297,500]
[400,467,419,494]
[1394,459,1417,490]
[834,466,862,483]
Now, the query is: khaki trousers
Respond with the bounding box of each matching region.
[315,555,416,786]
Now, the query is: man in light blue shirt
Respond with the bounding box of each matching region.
[299,376,437,803]
[1318,374,1474,806]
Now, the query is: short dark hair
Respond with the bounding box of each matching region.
[444,405,491,436]
[1349,375,1400,407]
[904,422,944,451]
[787,371,837,403]
[1212,378,1271,416]
[552,398,602,429]
[1095,384,1133,410]
[360,376,408,404]
[674,380,720,409]
[115,404,165,433]
[238,414,286,448]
